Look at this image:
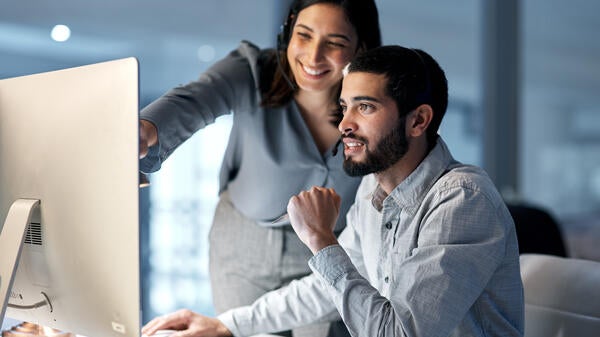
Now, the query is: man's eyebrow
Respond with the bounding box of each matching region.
[352,95,381,103]
[295,24,352,42]
[339,95,381,105]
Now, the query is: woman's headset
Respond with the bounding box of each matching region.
[277,9,296,51]
[275,10,297,89]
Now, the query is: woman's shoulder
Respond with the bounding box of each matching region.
[235,40,259,57]
[234,40,275,62]
[237,40,261,52]
[226,40,275,81]
[231,41,280,101]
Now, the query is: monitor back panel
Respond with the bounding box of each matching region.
[0,58,141,337]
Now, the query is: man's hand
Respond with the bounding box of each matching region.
[287,186,341,254]
[139,119,158,159]
[141,309,232,337]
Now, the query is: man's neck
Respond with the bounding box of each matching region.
[375,139,430,195]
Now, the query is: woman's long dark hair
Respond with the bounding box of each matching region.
[260,0,382,110]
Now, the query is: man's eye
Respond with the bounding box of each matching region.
[359,103,372,112]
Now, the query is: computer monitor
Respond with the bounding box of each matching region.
[0,58,141,337]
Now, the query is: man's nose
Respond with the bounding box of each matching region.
[338,115,356,134]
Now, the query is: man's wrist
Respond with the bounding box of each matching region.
[216,321,233,336]
[308,235,338,255]
[308,244,351,286]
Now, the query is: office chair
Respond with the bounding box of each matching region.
[507,203,567,257]
[520,254,600,337]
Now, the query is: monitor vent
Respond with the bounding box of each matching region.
[25,222,43,245]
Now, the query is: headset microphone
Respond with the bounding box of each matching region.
[275,48,296,91]
[332,137,343,157]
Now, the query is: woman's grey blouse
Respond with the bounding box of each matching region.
[139,41,361,232]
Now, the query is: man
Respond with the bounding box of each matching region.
[142,45,524,337]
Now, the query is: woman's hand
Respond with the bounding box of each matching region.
[139,119,158,159]
[141,309,232,337]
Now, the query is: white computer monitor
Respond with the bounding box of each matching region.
[0,58,141,337]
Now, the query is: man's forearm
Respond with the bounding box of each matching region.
[218,273,340,336]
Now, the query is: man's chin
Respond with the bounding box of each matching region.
[343,159,374,177]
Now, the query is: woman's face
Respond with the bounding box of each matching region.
[286,3,359,94]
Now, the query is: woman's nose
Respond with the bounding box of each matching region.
[306,41,325,63]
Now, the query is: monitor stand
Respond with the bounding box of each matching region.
[0,199,40,322]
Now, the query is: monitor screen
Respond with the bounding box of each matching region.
[0,58,141,337]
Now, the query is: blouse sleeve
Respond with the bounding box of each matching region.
[140,41,262,172]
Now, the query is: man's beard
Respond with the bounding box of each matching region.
[343,116,409,177]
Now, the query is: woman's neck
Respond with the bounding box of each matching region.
[294,86,339,118]
[293,86,342,154]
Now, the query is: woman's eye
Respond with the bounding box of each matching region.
[328,41,346,48]
[297,32,311,40]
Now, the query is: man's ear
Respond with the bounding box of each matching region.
[408,104,433,137]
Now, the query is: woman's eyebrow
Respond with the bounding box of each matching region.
[295,24,351,42]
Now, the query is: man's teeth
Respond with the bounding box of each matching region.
[347,142,363,147]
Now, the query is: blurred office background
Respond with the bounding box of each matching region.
[1,0,599,323]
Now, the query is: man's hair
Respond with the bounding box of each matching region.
[346,45,448,145]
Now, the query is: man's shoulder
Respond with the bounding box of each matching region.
[435,163,504,204]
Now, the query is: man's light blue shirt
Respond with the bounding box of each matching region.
[219,137,524,336]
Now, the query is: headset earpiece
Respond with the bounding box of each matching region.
[277,24,288,51]
[277,12,294,51]
[275,10,297,90]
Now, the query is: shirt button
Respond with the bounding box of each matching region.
[385,222,393,229]
[384,276,390,283]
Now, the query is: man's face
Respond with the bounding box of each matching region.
[338,71,410,176]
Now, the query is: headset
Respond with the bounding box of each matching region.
[277,9,295,51]
[276,9,297,90]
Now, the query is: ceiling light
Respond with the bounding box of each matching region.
[51,24,71,42]
[197,45,215,63]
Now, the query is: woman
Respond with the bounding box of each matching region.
[139,1,381,336]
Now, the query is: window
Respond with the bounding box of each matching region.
[143,116,233,321]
